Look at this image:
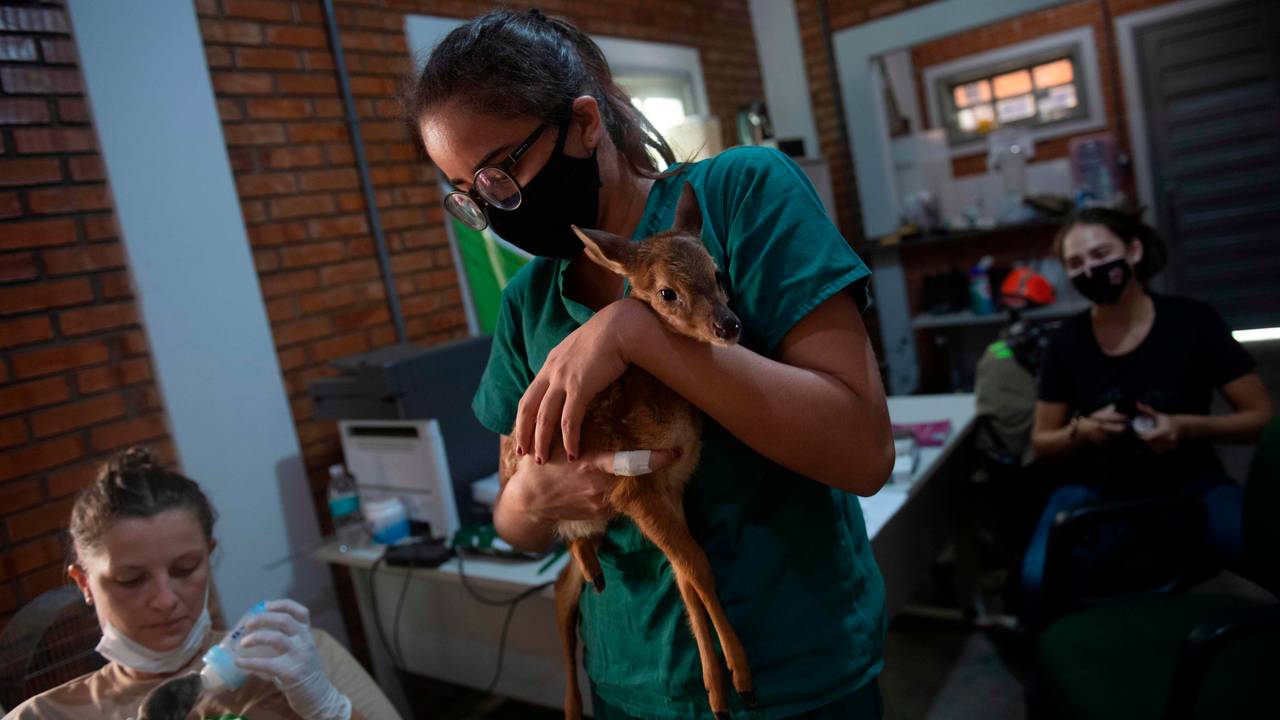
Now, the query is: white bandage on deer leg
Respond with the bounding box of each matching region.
[612,450,653,476]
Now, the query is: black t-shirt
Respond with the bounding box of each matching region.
[1038,293,1255,493]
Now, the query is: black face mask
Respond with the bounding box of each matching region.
[1071,257,1132,305]
[486,120,602,259]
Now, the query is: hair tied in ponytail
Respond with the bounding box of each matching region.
[405,9,679,178]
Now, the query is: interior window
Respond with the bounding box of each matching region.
[939,54,1087,144]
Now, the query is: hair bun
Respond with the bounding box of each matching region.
[100,446,160,483]
[117,446,159,470]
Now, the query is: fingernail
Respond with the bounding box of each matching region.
[516,445,525,456]
[673,447,683,459]
[568,453,576,462]
[535,456,544,465]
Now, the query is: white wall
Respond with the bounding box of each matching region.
[879,49,924,135]
[66,0,342,639]
[748,0,820,157]
[832,0,1068,238]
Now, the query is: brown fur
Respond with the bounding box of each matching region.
[510,183,754,719]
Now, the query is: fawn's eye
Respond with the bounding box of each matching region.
[659,288,678,303]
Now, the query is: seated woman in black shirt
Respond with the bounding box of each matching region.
[1021,207,1272,619]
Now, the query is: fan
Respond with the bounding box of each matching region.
[0,583,106,710]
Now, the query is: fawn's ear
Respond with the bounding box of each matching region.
[672,182,703,237]
[573,225,634,276]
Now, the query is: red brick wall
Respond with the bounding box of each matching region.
[0,1,175,629]
[195,0,765,506]
[795,0,1179,241]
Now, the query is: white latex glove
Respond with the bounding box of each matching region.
[236,599,352,720]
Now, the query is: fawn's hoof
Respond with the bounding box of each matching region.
[591,575,606,593]
[740,690,757,708]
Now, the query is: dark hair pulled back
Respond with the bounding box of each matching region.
[68,446,217,563]
[404,8,676,177]
[1054,206,1168,282]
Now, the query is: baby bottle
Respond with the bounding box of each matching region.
[198,601,275,692]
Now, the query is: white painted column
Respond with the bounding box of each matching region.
[66,0,343,640]
[747,0,820,157]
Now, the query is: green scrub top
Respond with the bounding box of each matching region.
[473,147,885,719]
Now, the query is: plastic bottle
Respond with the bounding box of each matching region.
[327,464,364,551]
[199,602,274,693]
[969,255,995,315]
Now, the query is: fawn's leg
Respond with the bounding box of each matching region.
[674,573,732,719]
[568,536,605,592]
[620,495,756,707]
[681,552,754,704]
[555,561,585,720]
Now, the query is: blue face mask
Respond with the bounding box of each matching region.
[486,119,602,259]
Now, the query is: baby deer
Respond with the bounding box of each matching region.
[541,182,753,719]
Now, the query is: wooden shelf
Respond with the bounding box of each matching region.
[866,218,1063,251]
[911,300,1088,330]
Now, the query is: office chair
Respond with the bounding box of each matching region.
[0,583,106,710]
[1032,418,1280,719]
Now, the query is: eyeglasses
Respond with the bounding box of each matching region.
[443,123,550,231]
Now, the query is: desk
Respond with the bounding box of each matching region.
[312,541,571,717]
[316,393,975,716]
[860,394,976,620]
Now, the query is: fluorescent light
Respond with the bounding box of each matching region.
[1233,327,1280,343]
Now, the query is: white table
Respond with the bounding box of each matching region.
[312,542,571,717]
[315,393,976,716]
[861,394,977,619]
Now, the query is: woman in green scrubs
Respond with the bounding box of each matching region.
[406,9,894,719]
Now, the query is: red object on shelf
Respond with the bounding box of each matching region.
[1000,266,1056,309]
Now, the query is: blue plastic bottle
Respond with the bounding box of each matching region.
[199,601,271,692]
[969,256,995,315]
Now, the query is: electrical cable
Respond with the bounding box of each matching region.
[367,555,404,670]
[453,548,556,694]
[370,542,557,695]
[391,548,418,670]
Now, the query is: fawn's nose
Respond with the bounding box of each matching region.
[713,316,741,341]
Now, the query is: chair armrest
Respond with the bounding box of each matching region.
[1164,603,1280,720]
[1043,494,1209,613]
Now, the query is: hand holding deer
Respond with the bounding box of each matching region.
[497,445,683,538]
[513,297,657,463]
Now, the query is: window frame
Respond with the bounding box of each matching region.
[615,71,699,132]
[922,26,1106,156]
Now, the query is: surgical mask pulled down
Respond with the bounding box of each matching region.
[96,585,213,674]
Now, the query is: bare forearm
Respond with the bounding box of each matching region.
[493,436,557,552]
[1032,424,1081,459]
[630,324,892,495]
[493,484,558,553]
[1175,410,1271,444]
